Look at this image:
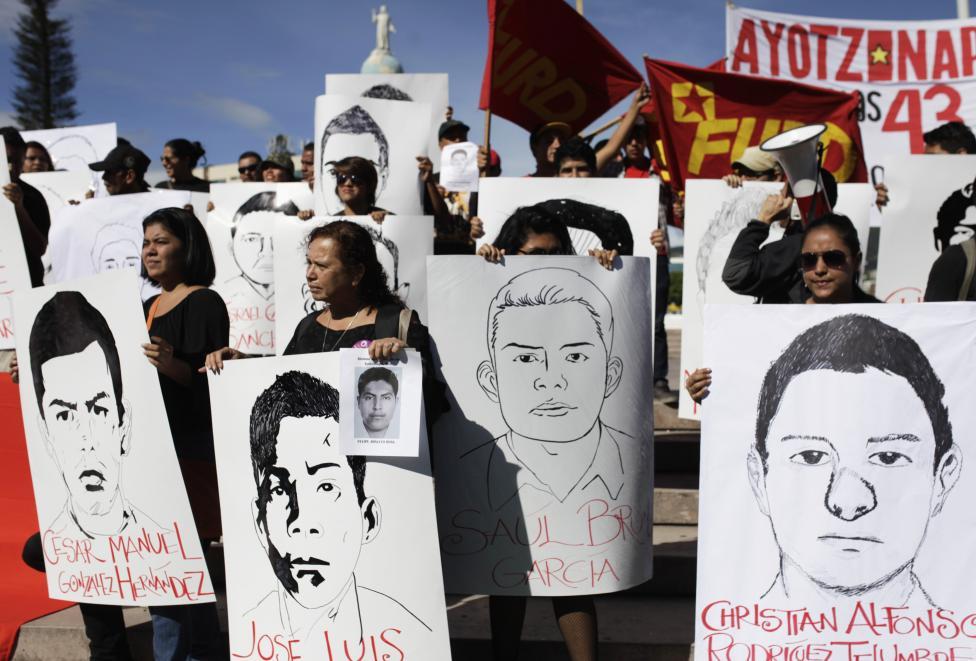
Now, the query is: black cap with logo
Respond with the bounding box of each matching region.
[89,144,151,175]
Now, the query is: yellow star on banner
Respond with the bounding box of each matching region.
[671,81,716,123]
[870,44,890,65]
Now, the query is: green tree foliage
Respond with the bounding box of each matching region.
[12,0,78,129]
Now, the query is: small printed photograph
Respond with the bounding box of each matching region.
[354,364,402,440]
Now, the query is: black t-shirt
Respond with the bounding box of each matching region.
[144,289,229,459]
[283,308,428,357]
[19,177,51,286]
[155,177,210,193]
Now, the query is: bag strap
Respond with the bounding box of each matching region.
[960,239,976,301]
[397,308,412,343]
[145,297,162,332]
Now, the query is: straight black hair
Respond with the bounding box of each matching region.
[141,207,216,287]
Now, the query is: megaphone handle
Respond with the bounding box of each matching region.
[871,165,885,186]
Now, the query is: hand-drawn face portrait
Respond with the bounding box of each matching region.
[932,181,976,252]
[319,106,390,212]
[91,224,141,274]
[477,268,623,443]
[29,291,131,534]
[250,371,379,611]
[232,192,299,298]
[357,367,400,438]
[749,314,961,603]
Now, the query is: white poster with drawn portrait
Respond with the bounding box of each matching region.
[677,180,875,419]
[697,303,976,659]
[273,215,433,354]
[209,352,451,660]
[430,256,654,596]
[325,73,449,163]
[23,122,116,196]
[875,156,976,304]
[440,141,479,193]
[22,170,92,211]
[207,183,314,355]
[46,190,192,298]
[0,140,30,350]
[314,95,431,217]
[476,177,661,258]
[339,348,423,457]
[13,270,213,605]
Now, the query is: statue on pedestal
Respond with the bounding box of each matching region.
[362,5,404,74]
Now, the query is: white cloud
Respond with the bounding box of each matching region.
[0,110,16,126]
[195,94,274,131]
[233,65,283,81]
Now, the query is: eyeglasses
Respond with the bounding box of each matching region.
[238,163,259,174]
[800,250,848,271]
[334,172,363,186]
[517,247,563,256]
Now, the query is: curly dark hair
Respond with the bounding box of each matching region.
[306,220,401,308]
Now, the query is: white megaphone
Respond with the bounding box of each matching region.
[760,124,831,225]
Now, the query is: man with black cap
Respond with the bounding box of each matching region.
[88,143,152,195]
[0,127,50,288]
[417,118,489,253]
[527,121,572,177]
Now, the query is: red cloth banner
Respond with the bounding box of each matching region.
[479,0,643,133]
[644,57,867,192]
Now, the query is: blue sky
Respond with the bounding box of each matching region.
[0,0,970,181]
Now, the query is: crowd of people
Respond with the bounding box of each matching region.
[2,80,976,659]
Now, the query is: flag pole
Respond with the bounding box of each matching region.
[483,109,492,152]
[581,116,624,141]
[576,0,583,15]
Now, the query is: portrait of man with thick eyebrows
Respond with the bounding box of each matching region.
[245,370,429,641]
[748,314,962,608]
[355,367,400,439]
[463,267,630,513]
[227,191,299,301]
[318,105,390,215]
[29,291,160,538]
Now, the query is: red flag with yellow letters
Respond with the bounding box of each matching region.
[479,0,643,134]
[644,57,866,191]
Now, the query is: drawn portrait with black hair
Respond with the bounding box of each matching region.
[208,183,314,356]
[207,352,451,658]
[313,95,432,217]
[696,303,976,651]
[325,74,449,162]
[13,271,213,605]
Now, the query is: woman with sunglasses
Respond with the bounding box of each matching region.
[329,156,391,223]
[156,138,210,193]
[686,213,878,403]
[477,203,618,269]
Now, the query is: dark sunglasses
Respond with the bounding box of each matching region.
[334,172,363,186]
[800,250,848,271]
[238,163,259,174]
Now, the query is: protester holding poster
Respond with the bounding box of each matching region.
[2,128,51,287]
[140,207,228,657]
[14,270,215,661]
[696,303,976,659]
[687,213,879,406]
[431,256,654,661]
[206,220,431,374]
[208,352,451,660]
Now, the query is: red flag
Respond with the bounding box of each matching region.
[644,57,867,191]
[479,0,643,133]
